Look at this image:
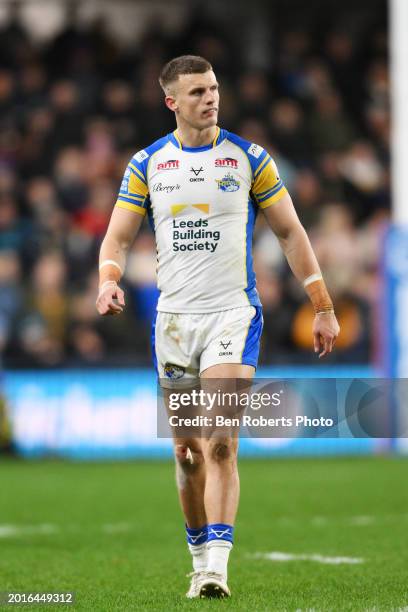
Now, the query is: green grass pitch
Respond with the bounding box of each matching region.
[0,456,407,611]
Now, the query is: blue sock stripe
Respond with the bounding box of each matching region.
[186,524,208,546]
[207,523,234,544]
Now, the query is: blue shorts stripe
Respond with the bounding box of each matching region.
[151,311,158,375]
[242,307,263,367]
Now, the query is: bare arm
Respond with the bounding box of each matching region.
[96,207,144,316]
[262,192,340,357]
[262,192,322,281]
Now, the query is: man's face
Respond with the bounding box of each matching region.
[166,70,219,130]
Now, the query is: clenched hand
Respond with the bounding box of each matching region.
[96,280,125,316]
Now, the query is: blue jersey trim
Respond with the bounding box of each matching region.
[146,196,155,231]
[244,197,261,307]
[242,306,263,367]
[224,131,269,179]
[130,136,169,181]
[181,143,214,152]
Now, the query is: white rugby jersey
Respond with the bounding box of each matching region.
[115,127,287,313]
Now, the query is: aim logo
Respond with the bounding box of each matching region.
[157,160,180,171]
[171,203,210,216]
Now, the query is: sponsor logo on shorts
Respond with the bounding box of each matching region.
[157,160,180,171]
[135,149,149,162]
[215,157,238,168]
[164,363,185,380]
[216,172,240,192]
[219,340,233,356]
[247,143,263,159]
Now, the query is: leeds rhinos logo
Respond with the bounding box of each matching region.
[216,172,240,192]
[164,363,185,380]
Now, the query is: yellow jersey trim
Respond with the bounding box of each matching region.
[174,127,220,149]
[212,126,220,147]
[129,173,149,197]
[258,187,288,209]
[253,154,271,180]
[128,163,147,184]
[173,130,183,149]
[120,192,144,202]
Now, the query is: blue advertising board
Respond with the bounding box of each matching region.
[3,366,387,459]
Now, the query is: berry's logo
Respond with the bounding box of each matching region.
[157,159,180,171]
[215,157,238,169]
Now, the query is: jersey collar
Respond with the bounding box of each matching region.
[168,127,225,152]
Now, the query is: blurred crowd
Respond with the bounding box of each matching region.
[0,1,389,367]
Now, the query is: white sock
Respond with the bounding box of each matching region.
[206,540,233,580]
[188,542,208,572]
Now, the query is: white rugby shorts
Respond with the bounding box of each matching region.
[151,306,263,388]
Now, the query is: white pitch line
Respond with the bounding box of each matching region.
[0,522,134,538]
[347,515,376,526]
[251,552,364,565]
[0,524,59,538]
[310,516,330,526]
[101,522,132,534]
[274,514,401,527]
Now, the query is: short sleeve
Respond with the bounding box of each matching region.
[115,153,149,216]
[251,154,287,209]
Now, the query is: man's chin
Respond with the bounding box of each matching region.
[201,116,218,128]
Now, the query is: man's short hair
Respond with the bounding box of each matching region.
[159,55,212,93]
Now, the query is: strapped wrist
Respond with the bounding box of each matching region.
[304,277,333,314]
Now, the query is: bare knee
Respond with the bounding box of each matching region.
[174,440,203,490]
[174,440,203,469]
[175,444,190,463]
[204,437,237,464]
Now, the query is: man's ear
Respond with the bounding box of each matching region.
[165,96,178,112]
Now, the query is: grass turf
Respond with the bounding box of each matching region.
[0,457,407,611]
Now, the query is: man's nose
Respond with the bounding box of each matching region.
[204,90,215,105]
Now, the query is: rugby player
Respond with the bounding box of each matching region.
[96,55,340,599]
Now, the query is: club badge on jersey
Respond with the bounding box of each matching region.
[216,172,240,192]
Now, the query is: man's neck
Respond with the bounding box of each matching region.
[175,124,218,148]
